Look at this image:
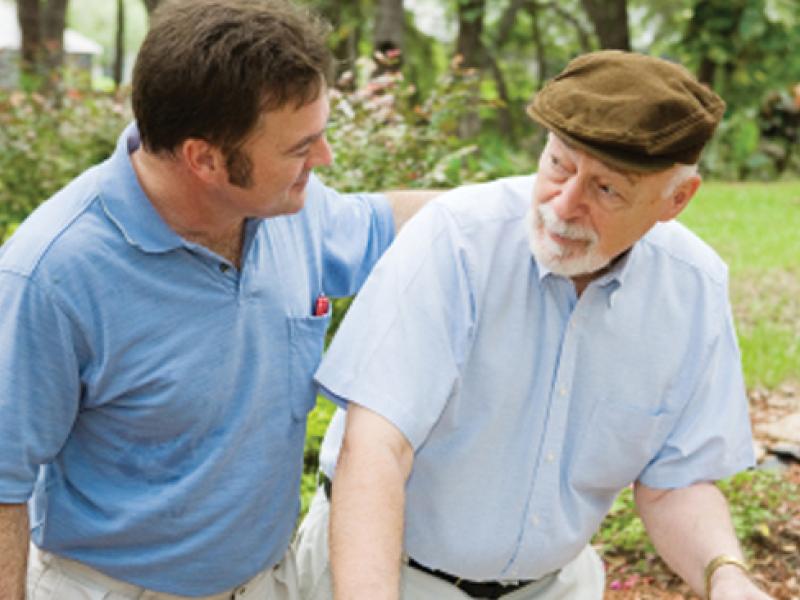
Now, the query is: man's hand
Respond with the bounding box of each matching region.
[0,503,29,600]
[709,565,773,600]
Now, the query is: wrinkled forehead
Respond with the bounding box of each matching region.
[545,133,643,186]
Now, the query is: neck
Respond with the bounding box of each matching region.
[131,148,245,267]
[570,249,629,297]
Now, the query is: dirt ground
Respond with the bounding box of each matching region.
[603,385,800,600]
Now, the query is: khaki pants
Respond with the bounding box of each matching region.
[26,544,300,600]
[295,489,604,600]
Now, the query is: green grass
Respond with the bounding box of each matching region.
[594,470,800,573]
[680,181,800,388]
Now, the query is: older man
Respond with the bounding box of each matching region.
[295,51,772,600]
[0,1,436,599]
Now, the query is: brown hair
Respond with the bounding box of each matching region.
[132,0,332,160]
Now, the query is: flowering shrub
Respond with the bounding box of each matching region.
[0,89,131,240]
[320,58,502,192]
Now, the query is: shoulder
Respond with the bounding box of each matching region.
[0,165,105,284]
[638,220,728,287]
[433,175,533,233]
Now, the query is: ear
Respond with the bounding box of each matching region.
[658,175,701,222]
[178,138,226,185]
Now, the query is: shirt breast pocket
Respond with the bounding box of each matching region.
[571,398,675,494]
[287,309,332,421]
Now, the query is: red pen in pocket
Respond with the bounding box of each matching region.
[313,293,329,316]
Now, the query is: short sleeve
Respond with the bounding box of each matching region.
[314,203,475,449]
[638,292,755,488]
[311,176,395,298]
[0,272,83,502]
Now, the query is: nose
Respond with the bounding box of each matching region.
[309,135,333,168]
[549,176,587,221]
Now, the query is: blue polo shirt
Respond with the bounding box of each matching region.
[317,175,755,581]
[0,125,394,595]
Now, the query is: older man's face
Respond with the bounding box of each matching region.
[529,135,688,279]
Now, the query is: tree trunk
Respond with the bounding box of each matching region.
[456,0,485,69]
[41,0,68,90]
[142,0,161,19]
[373,0,404,74]
[580,0,630,50]
[113,0,125,87]
[17,0,68,89]
[315,0,363,84]
[496,0,528,44]
[542,1,592,53]
[456,0,486,139]
[16,0,41,78]
[528,1,547,88]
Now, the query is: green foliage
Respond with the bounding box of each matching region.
[718,469,800,551]
[680,0,800,112]
[0,90,130,241]
[302,395,338,516]
[322,61,485,192]
[594,486,654,560]
[595,470,800,566]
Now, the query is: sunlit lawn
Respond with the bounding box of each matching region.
[680,181,800,388]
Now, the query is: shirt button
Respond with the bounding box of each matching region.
[546,452,556,463]
[530,514,540,526]
[559,387,568,397]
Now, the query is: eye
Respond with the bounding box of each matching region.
[598,183,617,197]
[291,146,311,158]
[547,154,569,178]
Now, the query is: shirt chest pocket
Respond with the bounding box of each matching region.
[287,309,332,420]
[570,398,676,494]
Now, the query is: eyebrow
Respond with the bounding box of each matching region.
[554,134,641,186]
[285,129,326,154]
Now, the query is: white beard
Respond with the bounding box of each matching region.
[527,203,611,277]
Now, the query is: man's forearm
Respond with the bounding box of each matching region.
[0,503,29,600]
[330,406,413,600]
[635,481,770,599]
[384,190,442,232]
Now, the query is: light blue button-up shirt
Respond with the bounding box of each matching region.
[317,175,754,581]
[0,125,394,595]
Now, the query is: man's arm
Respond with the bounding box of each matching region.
[0,503,29,600]
[384,190,442,232]
[634,481,772,600]
[330,404,414,600]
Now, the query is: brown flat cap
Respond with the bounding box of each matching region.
[527,50,726,172]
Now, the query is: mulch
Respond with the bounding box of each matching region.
[603,383,800,600]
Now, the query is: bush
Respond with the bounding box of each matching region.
[320,58,533,193]
[0,89,131,241]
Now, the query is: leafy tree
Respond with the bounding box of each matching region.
[681,0,800,111]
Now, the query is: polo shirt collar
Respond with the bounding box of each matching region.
[98,123,185,254]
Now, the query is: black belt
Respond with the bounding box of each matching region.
[319,474,536,599]
[406,558,535,599]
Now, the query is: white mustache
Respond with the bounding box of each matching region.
[537,203,597,244]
